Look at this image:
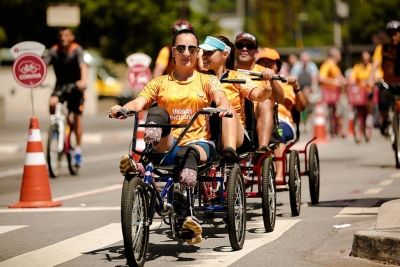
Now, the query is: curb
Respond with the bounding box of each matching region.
[351,199,400,265]
[351,230,400,265]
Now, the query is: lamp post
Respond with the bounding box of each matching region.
[295,12,308,48]
[334,0,349,47]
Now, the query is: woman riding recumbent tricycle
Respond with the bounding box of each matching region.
[111,106,247,267]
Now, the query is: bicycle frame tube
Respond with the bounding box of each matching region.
[51,102,66,153]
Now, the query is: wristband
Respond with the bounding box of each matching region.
[294,88,301,94]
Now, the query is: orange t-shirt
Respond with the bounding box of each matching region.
[277,83,295,125]
[139,70,224,145]
[372,44,400,84]
[350,62,373,92]
[222,70,258,127]
[319,59,342,90]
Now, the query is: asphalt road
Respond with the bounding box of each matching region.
[0,114,399,267]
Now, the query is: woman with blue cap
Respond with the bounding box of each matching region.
[199,36,274,153]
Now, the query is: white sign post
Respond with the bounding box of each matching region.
[10,42,47,117]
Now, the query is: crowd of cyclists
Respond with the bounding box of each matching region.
[47,18,400,245]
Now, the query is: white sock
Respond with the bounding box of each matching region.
[75,146,82,154]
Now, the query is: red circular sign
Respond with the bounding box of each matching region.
[127,64,152,92]
[12,53,47,88]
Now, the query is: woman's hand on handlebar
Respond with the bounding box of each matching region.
[109,105,125,119]
[216,105,233,118]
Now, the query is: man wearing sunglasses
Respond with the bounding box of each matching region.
[235,32,284,152]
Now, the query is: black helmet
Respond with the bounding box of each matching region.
[386,20,400,32]
[171,20,193,34]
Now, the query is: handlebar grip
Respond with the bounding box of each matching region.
[221,79,246,84]
[272,74,287,82]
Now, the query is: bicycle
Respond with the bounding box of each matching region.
[46,83,79,178]
[112,107,246,267]
[378,80,400,168]
[347,84,373,143]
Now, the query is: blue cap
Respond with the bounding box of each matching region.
[199,36,226,51]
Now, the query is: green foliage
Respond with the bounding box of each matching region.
[1,0,400,64]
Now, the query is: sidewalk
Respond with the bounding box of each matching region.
[351,199,400,265]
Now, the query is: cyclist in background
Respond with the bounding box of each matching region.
[152,20,193,78]
[349,51,380,128]
[44,27,87,166]
[369,20,400,136]
[234,33,284,152]
[257,48,306,185]
[319,47,347,137]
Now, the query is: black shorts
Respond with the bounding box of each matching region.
[378,83,400,112]
[237,130,254,154]
[52,85,85,114]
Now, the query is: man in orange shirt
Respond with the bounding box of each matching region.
[256,48,306,183]
[234,33,284,152]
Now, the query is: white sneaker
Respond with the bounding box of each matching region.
[366,115,373,128]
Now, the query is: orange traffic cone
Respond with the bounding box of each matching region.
[131,111,146,162]
[9,117,62,208]
[313,102,329,144]
[347,109,354,137]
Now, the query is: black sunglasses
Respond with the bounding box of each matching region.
[174,45,199,55]
[235,43,256,50]
[202,50,219,57]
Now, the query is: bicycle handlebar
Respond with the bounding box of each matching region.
[237,69,287,82]
[108,107,233,119]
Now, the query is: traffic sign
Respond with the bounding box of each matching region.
[127,64,152,92]
[12,53,47,88]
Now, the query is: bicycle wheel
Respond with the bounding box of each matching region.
[392,114,400,169]
[308,144,320,205]
[66,125,79,175]
[261,157,276,232]
[121,176,149,267]
[353,107,365,143]
[46,126,62,178]
[226,165,246,250]
[288,150,301,216]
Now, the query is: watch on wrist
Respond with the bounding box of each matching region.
[294,88,301,94]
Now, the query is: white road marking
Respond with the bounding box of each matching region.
[0,223,158,267]
[195,220,300,266]
[334,207,379,218]
[0,225,28,234]
[364,188,383,194]
[390,172,400,178]
[0,207,120,213]
[0,144,21,154]
[0,223,121,267]
[0,151,126,178]
[379,179,394,186]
